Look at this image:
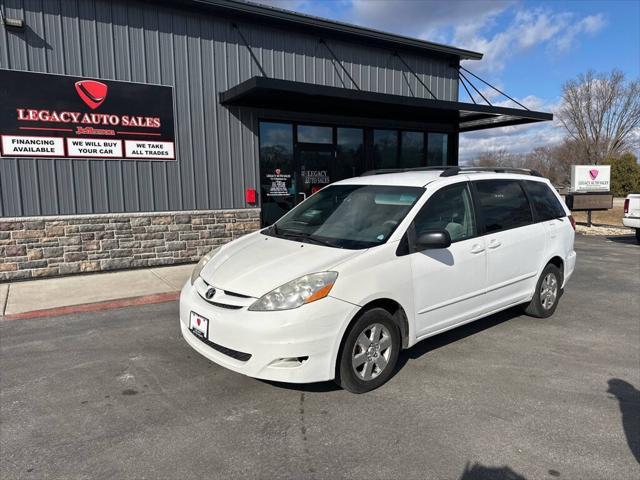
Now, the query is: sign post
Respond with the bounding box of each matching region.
[567,165,612,227]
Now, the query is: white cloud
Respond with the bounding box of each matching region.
[350,0,512,41]
[554,13,606,52]
[459,94,567,162]
[459,122,565,162]
[456,9,606,72]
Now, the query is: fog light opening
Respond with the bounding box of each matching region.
[269,356,309,368]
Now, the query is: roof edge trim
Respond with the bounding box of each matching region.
[183,0,483,60]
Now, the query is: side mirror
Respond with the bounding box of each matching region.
[414,229,451,251]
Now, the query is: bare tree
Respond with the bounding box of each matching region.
[558,70,640,164]
[469,149,519,168]
[468,140,578,186]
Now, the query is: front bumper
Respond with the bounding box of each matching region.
[179,281,359,383]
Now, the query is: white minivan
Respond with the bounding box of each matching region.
[180,167,576,393]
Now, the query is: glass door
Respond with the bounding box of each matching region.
[296,146,335,205]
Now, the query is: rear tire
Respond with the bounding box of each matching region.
[524,263,562,318]
[635,229,640,244]
[336,308,400,394]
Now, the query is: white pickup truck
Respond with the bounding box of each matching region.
[623,194,640,243]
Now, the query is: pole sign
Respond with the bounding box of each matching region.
[0,69,175,161]
[570,165,611,193]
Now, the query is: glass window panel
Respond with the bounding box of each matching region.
[475,180,533,233]
[427,132,448,166]
[373,129,398,169]
[413,183,477,242]
[297,125,333,143]
[259,122,295,225]
[400,131,424,168]
[336,127,364,179]
[523,181,566,221]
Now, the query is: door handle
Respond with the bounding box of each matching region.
[470,244,485,254]
[488,239,502,249]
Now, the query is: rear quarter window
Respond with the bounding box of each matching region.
[474,180,533,233]
[523,181,566,221]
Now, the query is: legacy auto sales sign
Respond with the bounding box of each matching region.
[0,70,175,161]
[570,165,611,193]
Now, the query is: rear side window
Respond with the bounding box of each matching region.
[474,180,533,233]
[523,181,566,221]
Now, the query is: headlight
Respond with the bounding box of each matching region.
[248,272,338,311]
[190,247,220,285]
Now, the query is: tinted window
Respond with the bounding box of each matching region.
[336,128,364,179]
[373,130,398,169]
[259,122,294,225]
[400,131,424,168]
[413,183,476,242]
[427,132,448,166]
[297,125,332,143]
[524,181,566,221]
[475,180,533,233]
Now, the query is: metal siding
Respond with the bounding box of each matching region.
[0,0,459,217]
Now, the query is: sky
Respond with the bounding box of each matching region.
[253,0,640,162]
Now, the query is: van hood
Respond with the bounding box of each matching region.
[199,231,364,298]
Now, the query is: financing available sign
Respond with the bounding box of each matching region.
[570,165,611,193]
[0,69,175,161]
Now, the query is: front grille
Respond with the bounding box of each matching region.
[190,329,252,362]
[210,302,242,310]
[223,290,251,298]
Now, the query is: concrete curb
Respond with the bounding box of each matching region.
[1,291,179,321]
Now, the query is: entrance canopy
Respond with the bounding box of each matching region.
[220,77,552,132]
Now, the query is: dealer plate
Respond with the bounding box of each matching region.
[190,311,209,339]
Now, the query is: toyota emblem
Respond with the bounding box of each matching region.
[205,287,216,299]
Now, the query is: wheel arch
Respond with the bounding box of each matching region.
[546,255,565,284]
[333,297,410,381]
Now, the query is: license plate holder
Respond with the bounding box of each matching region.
[189,311,209,340]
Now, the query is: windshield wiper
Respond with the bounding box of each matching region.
[276,229,339,248]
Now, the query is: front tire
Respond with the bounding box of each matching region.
[635,229,640,244]
[524,263,562,318]
[336,308,400,394]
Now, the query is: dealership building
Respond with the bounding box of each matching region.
[0,0,551,281]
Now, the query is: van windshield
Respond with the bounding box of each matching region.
[264,184,424,249]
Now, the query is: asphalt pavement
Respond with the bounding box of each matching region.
[1,234,639,480]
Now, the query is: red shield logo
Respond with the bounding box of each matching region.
[75,80,108,110]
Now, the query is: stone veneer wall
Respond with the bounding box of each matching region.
[0,209,261,282]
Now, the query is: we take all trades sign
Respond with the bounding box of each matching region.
[0,70,175,161]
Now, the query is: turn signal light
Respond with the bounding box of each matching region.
[624,198,630,214]
[568,215,576,231]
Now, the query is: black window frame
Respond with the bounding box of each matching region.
[470,179,535,236]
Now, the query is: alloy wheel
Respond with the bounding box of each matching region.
[352,323,393,381]
[540,273,558,310]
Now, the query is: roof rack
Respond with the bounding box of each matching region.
[360,166,543,178]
